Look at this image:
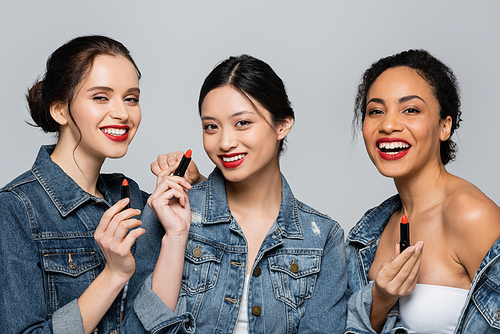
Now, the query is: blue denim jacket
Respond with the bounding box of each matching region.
[345,195,500,334]
[128,168,347,333]
[0,145,148,333]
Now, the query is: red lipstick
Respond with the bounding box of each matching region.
[101,126,130,142]
[376,138,411,160]
[121,178,130,210]
[400,214,410,252]
[219,153,246,169]
[173,149,192,177]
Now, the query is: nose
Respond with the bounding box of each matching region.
[379,111,403,133]
[109,100,130,121]
[219,128,238,151]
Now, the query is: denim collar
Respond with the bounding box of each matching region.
[346,194,402,246]
[31,145,113,217]
[202,168,303,238]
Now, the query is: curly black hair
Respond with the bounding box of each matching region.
[354,49,462,165]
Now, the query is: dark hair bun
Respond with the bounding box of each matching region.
[26,80,60,133]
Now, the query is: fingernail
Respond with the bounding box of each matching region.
[406,246,416,254]
[416,241,424,251]
[121,198,129,204]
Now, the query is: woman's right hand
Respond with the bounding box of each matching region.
[94,199,145,283]
[150,151,204,185]
[370,241,424,331]
[148,171,192,237]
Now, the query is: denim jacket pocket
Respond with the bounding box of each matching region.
[268,251,322,309]
[181,239,223,295]
[42,248,101,314]
[472,278,500,329]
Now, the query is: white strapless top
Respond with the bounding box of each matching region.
[399,284,469,334]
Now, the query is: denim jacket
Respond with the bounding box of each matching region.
[345,195,500,334]
[128,168,347,333]
[0,145,148,333]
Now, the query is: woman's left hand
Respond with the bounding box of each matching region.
[148,170,192,238]
[150,151,204,185]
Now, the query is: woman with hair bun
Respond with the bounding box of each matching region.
[345,49,500,333]
[0,35,147,333]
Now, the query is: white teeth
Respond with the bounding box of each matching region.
[222,154,246,162]
[378,142,410,150]
[102,128,127,136]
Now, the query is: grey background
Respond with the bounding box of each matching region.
[1,1,498,233]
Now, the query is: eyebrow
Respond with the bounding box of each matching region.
[87,86,140,94]
[367,95,425,106]
[398,95,425,103]
[201,110,254,121]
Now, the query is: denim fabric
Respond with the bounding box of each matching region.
[345,195,500,334]
[129,168,347,333]
[0,145,148,333]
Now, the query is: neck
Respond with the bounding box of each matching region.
[50,140,105,198]
[394,161,450,217]
[225,163,283,217]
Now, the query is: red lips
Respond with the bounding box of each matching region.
[376,138,411,160]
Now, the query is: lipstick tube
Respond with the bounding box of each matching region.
[121,178,130,210]
[173,149,192,177]
[400,214,410,252]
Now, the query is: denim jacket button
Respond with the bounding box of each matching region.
[290,260,299,273]
[253,267,261,277]
[252,305,262,316]
[495,310,500,321]
[193,245,202,258]
[68,260,77,270]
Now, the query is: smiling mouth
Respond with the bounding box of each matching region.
[378,141,411,155]
[100,127,130,142]
[101,128,128,136]
[221,154,246,162]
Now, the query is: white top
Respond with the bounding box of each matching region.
[399,283,469,334]
[233,274,251,334]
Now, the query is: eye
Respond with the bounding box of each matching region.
[203,123,218,133]
[403,107,420,114]
[367,108,384,116]
[235,120,252,127]
[125,96,139,105]
[93,95,108,102]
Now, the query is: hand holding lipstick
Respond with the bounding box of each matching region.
[94,198,144,280]
[370,239,424,331]
[151,150,206,185]
[148,150,193,237]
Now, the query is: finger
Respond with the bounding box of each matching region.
[112,219,143,244]
[167,151,184,167]
[156,165,180,186]
[121,227,146,250]
[105,208,141,240]
[390,241,424,286]
[187,160,201,184]
[153,175,192,199]
[399,242,424,294]
[381,244,419,280]
[95,198,130,235]
[150,160,161,177]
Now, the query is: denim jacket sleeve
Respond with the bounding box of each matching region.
[126,205,195,334]
[345,282,409,334]
[298,223,347,333]
[0,191,84,334]
[132,274,195,333]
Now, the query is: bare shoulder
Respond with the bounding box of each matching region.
[443,175,500,276]
[443,175,500,231]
